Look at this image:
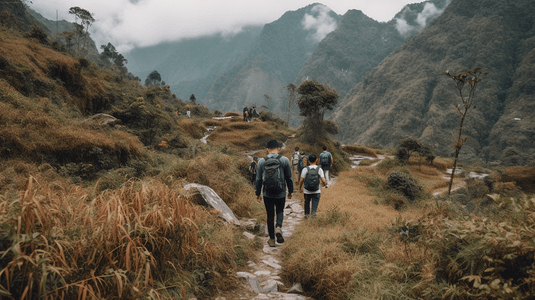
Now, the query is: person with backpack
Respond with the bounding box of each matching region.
[298,154,327,218]
[243,105,249,122]
[291,147,300,175]
[297,152,310,177]
[255,139,294,247]
[249,156,258,185]
[319,146,333,185]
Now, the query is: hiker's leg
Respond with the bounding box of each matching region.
[310,193,321,216]
[263,197,276,239]
[274,197,286,229]
[303,194,311,216]
[324,170,330,183]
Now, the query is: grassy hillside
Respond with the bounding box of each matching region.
[0,11,294,298]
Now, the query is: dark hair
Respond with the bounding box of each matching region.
[295,146,299,151]
[266,139,279,149]
[323,146,327,150]
[309,154,317,163]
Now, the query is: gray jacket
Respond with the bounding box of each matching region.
[255,153,294,198]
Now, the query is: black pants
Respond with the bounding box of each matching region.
[263,196,286,239]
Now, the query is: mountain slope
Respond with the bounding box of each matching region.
[202,3,341,113]
[124,26,262,100]
[332,0,535,165]
[294,0,450,103]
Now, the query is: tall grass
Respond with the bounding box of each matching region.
[0,176,257,299]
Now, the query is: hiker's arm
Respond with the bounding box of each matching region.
[284,160,294,194]
[255,160,264,200]
[321,176,327,187]
[298,176,304,193]
[330,155,333,167]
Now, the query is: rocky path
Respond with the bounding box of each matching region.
[214,197,313,300]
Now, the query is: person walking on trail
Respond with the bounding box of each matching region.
[297,152,309,178]
[291,147,300,175]
[319,146,333,185]
[248,156,258,185]
[243,105,249,122]
[255,140,294,247]
[298,154,328,218]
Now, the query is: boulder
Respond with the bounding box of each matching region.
[84,113,120,126]
[184,183,240,225]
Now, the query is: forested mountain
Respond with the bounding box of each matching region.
[202,3,341,113]
[294,0,450,102]
[124,26,262,101]
[332,0,535,166]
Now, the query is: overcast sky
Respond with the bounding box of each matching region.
[29,0,418,53]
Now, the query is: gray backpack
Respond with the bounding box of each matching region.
[304,166,320,191]
[263,155,285,194]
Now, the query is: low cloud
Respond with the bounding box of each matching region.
[302,4,337,42]
[394,1,450,36]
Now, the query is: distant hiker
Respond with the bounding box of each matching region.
[186,105,191,118]
[251,106,257,118]
[255,139,294,247]
[297,152,309,177]
[298,154,327,217]
[243,105,249,122]
[319,146,333,185]
[291,146,300,175]
[247,107,253,122]
[249,156,259,185]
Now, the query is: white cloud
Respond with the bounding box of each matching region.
[302,4,337,42]
[395,17,415,36]
[416,3,445,28]
[28,0,420,53]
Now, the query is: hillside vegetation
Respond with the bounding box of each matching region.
[333,0,535,166]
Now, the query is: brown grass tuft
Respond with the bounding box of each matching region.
[342,145,378,157]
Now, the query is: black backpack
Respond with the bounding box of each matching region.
[320,153,330,166]
[304,166,320,191]
[263,155,285,194]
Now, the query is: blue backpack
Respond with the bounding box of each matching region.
[304,166,320,191]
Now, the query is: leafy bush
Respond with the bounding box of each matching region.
[387,171,423,201]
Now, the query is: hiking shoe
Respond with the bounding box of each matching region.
[268,238,276,247]
[275,227,284,244]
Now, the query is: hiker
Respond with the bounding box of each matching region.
[186,105,191,118]
[298,154,327,218]
[249,156,258,185]
[319,146,333,185]
[255,139,293,247]
[243,105,249,122]
[297,152,309,177]
[251,106,257,118]
[291,146,300,175]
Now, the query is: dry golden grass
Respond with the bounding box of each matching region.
[207,121,291,151]
[342,145,378,158]
[0,175,257,299]
[501,166,535,193]
[178,118,206,139]
[223,111,240,117]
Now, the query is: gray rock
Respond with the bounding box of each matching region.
[287,283,304,294]
[184,184,240,225]
[243,232,256,240]
[84,113,121,126]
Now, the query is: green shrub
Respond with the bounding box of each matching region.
[387,171,423,201]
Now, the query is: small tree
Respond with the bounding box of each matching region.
[68,7,94,54]
[145,70,162,87]
[100,43,127,68]
[297,80,338,144]
[189,94,196,105]
[440,67,488,195]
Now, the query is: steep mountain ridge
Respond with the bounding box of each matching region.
[332,0,535,165]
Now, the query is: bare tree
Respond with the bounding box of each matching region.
[285,83,297,125]
[440,67,488,195]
